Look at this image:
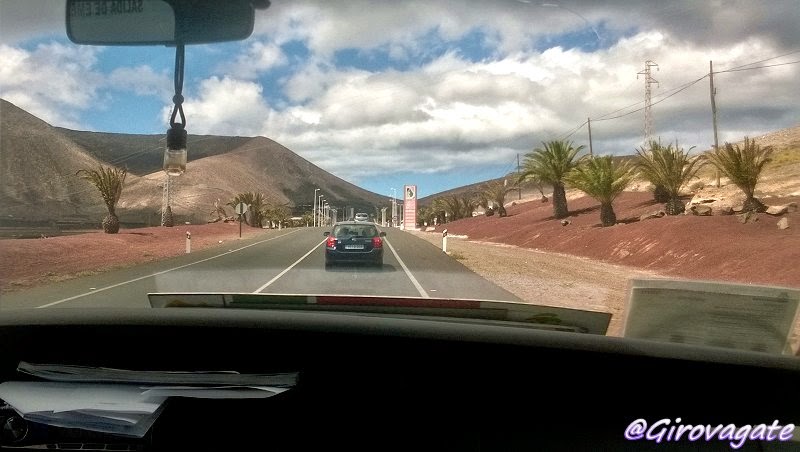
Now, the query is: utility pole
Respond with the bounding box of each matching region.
[709,60,721,187]
[160,174,171,226]
[587,117,593,157]
[637,60,659,144]
[517,153,521,200]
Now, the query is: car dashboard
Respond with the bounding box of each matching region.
[1,308,799,451]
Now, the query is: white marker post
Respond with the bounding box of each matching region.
[442,229,448,254]
[185,231,191,253]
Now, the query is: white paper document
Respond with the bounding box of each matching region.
[140,385,290,399]
[17,361,297,387]
[623,279,800,354]
[0,364,299,437]
[0,382,166,437]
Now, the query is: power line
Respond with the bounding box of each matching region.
[720,49,800,71]
[592,75,706,122]
[557,120,587,141]
[553,50,799,140]
[592,75,708,121]
[716,59,800,74]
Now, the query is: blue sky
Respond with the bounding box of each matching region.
[2,0,799,199]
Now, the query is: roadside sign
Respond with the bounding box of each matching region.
[404,185,417,230]
[235,203,249,238]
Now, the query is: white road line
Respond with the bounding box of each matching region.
[252,239,326,293]
[384,238,429,298]
[36,230,300,309]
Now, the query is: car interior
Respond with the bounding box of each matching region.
[2,308,800,450]
[334,226,377,237]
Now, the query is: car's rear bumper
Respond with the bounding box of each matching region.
[325,248,383,263]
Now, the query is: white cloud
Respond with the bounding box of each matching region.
[2,0,799,188]
[220,40,288,80]
[0,42,178,129]
[181,76,272,136]
[255,1,800,58]
[251,29,797,181]
[0,42,102,127]
[0,0,65,45]
[108,66,172,97]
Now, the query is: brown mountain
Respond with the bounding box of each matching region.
[122,136,388,223]
[56,128,252,176]
[1,99,127,223]
[1,99,387,227]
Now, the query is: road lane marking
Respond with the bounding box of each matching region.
[252,239,326,293]
[384,238,429,298]
[36,229,300,309]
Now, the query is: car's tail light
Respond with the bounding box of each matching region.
[326,236,336,248]
[372,237,383,248]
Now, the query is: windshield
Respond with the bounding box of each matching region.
[332,224,378,238]
[1,1,799,354]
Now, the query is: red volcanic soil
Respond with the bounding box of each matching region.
[432,192,799,288]
[0,222,272,292]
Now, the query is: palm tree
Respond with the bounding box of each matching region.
[228,192,267,227]
[516,171,546,201]
[430,197,447,223]
[565,156,634,227]
[705,137,773,213]
[478,180,515,217]
[265,203,291,227]
[458,194,477,219]
[431,195,475,222]
[76,165,127,233]
[638,140,669,203]
[521,140,585,219]
[636,141,704,215]
[417,206,436,227]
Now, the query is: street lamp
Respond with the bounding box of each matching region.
[541,3,602,47]
[313,188,320,227]
[318,195,325,226]
[389,188,397,227]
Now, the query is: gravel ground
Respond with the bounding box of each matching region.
[408,230,661,337]
[409,230,800,351]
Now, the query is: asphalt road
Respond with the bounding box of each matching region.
[0,227,521,309]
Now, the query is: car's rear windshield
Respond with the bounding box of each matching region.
[333,225,378,237]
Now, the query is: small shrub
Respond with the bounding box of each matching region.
[689,180,705,191]
[448,251,467,260]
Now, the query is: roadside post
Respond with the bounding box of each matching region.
[442,229,448,254]
[235,203,248,238]
[185,231,191,253]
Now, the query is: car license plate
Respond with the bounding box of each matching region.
[344,244,364,250]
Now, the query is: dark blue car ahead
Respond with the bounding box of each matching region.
[323,222,386,267]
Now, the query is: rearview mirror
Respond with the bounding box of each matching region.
[66,0,268,46]
[323,232,330,237]
[379,232,386,237]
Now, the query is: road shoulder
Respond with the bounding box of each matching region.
[408,230,661,336]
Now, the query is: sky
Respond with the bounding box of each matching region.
[1,0,799,199]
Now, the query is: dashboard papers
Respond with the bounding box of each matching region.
[140,385,290,398]
[623,279,800,354]
[0,382,165,437]
[0,364,299,437]
[17,361,297,387]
